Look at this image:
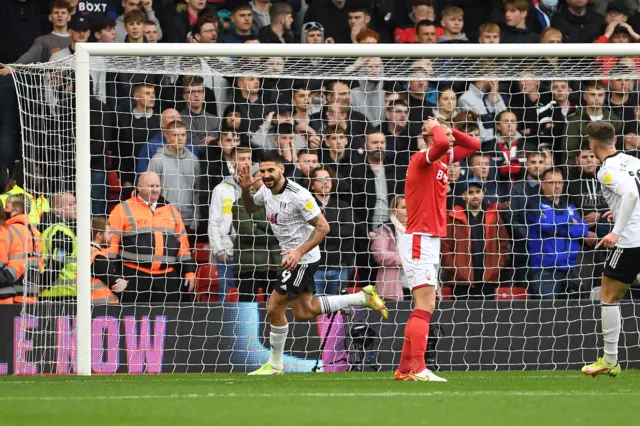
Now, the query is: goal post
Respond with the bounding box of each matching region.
[8,41,640,375]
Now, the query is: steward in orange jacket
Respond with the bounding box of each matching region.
[107,172,196,303]
[0,203,26,304]
[91,217,127,305]
[5,194,42,303]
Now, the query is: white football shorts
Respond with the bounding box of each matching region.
[398,233,440,290]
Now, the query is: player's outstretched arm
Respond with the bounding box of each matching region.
[237,163,263,213]
[451,129,481,162]
[282,214,330,271]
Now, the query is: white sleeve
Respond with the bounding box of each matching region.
[296,191,322,222]
[253,185,266,206]
[599,168,640,235]
[207,186,234,257]
[598,168,629,197]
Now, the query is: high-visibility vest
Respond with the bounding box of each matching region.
[0,225,26,300]
[0,186,50,226]
[90,246,119,305]
[40,222,77,297]
[7,214,43,296]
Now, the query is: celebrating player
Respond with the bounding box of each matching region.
[238,150,388,376]
[582,122,640,377]
[395,118,480,382]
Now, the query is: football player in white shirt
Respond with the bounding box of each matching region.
[583,121,640,377]
[238,150,388,376]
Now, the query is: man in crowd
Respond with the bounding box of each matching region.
[115,0,162,42]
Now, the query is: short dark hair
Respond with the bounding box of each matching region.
[586,121,616,145]
[50,0,73,13]
[309,165,337,192]
[346,1,371,15]
[387,100,409,111]
[297,148,319,158]
[583,80,606,91]
[270,2,292,21]
[232,2,253,13]
[144,20,157,27]
[415,19,436,32]
[183,75,204,88]
[468,152,490,165]
[504,0,529,12]
[192,15,218,36]
[124,10,146,25]
[541,167,563,180]
[413,0,434,7]
[258,150,283,165]
[275,123,294,135]
[497,109,517,122]
[165,120,186,130]
[93,16,116,33]
[134,82,154,92]
[92,217,108,240]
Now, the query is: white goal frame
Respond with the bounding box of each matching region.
[73,42,640,376]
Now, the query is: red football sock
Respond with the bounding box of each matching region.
[397,332,413,373]
[407,309,432,373]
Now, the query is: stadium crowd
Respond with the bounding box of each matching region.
[0,0,639,304]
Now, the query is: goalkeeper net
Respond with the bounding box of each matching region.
[8,43,640,375]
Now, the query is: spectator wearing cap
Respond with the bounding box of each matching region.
[50,15,92,62]
[115,0,162,42]
[304,0,349,44]
[550,0,605,43]
[525,168,590,299]
[0,0,71,74]
[302,21,326,43]
[258,2,294,43]
[441,178,509,299]
[501,0,539,44]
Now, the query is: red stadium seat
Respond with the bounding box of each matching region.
[256,287,265,302]
[196,264,219,302]
[440,285,453,301]
[495,286,529,301]
[193,243,210,263]
[226,287,239,303]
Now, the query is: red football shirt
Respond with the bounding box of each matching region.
[405,148,452,237]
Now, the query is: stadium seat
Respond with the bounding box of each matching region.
[495,287,529,301]
[193,242,210,263]
[226,287,239,303]
[256,287,265,302]
[440,285,453,301]
[196,264,219,302]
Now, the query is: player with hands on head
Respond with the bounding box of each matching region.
[582,121,640,377]
[238,150,388,376]
[395,117,480,382]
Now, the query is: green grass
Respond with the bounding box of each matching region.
[1,371,638,426]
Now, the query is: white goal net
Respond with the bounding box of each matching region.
[7,43,640,375]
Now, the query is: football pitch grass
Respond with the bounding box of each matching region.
[1,370,638,426]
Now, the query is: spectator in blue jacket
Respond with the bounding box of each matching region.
[525,167,590,299]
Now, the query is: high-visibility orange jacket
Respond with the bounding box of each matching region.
[6,214,43,296]
[107,194,196,278]
[0,224,27,300]
[90,244,120,305]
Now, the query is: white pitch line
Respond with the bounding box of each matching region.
[0,390,637,402]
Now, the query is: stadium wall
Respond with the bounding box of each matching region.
[0,302,638,375]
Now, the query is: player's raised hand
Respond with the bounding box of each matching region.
[603,211,615,223]
[422,117,440,137]
[596,232,620,249]
[237,163,260,191]
[281,249,302,271]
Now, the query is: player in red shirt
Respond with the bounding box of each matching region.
[395,118,480,382]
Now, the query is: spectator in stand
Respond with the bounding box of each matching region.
[437,6,468,43]
[208,146,252,301]
[458,80,507,141]
[115,0,162,43]
[251,0,271,33]
[433,88,459,123]
[258,2,294,43]
[382,100,413,168]
[93,15,117,43]
[253,107,307,152]
[372,195,408,301]
[292,85,322,146]
[622,106,640,157]
[310,166,355,295]
[467,152,500,208]
[483,110,532,186]
[303,0,348,43]
[0,203,26,303]
[191,14,219,43]
[549,79,576,152]
[595,22,640,73]
[441,179,509,299]
[222,3,256,43]
[0,0,71,75]
[350,129,404,287]
[180,76,221,149]
[406,71,436,124]
[607,68,638,132]
[233,163,281,302]
[50,15,91,61]
[394,0,438,44]
[122,9,147,43]
[567,146,607,294]
[108,171,196,304]
[603,1,630,26]
[504,151,547,287]
[478,22,500,44]
[510,77,555,150]
[501,0,539,44]
[144,20,160,43]
[171,0,207,42]
[346,2,374,44]
[301,21,326,43]
[294,148,320,189]
[116,82,160,187]
[318,127,354,193]
[525,168,590,299]
[551,0,605,43]
[271,123,299,168]
[232,76,273,132]
[561,80,623,169]
[148,120,200,237]
[446,160,465,210]
[415,19,438,43]
[350,31,386,127]
[89,217,126,305]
